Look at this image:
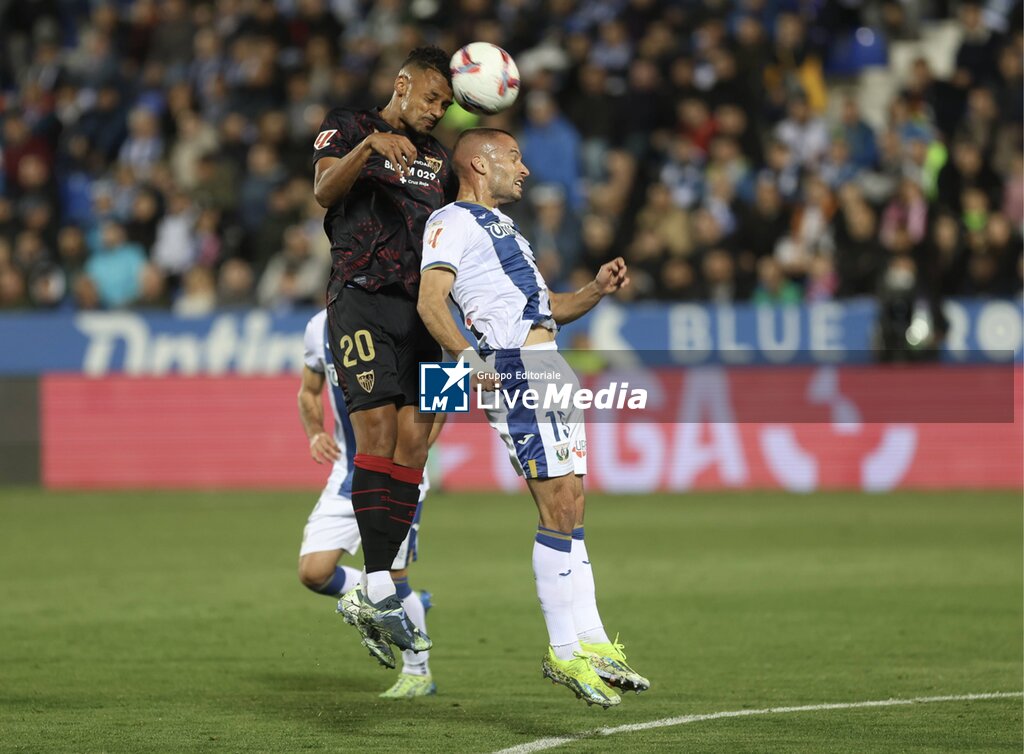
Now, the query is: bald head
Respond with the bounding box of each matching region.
[452,128,515,179]
[452,127,529,207]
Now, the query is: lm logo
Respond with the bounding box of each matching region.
[419,360,472,412]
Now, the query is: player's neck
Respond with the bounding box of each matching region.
[458,186,501,212]
[456,190,497,211]
[378,101,405,132]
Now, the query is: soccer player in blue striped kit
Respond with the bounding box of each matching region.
[417,128,649,707]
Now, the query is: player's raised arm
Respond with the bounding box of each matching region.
[313,130,418,207]
[297,366,341,464]
[548,256,630,325]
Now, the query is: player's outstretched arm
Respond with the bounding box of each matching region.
[313,131,418,207]
[549,256,630,325]
[297,366,341,464]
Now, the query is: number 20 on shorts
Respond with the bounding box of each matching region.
[339,329,375,367]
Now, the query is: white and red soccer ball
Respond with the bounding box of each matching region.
[450,42,520,115]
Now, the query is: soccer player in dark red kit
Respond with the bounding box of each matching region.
[311,47,454,662]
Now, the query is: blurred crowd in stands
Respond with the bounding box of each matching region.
[0,0,1021,316]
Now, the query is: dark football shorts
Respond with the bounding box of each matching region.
[327,284,441,413]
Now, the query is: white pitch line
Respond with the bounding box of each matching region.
[492,691,1024,754]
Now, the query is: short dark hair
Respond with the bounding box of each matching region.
[402,46,452,87]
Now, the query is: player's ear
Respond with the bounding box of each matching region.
[394,72,410,97]
[471,154,487,176]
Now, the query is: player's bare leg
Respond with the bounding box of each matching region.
[527,474,619,707]
[298,549,362,597]
[567,475,650,693]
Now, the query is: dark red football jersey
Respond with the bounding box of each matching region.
[313,107,455,300]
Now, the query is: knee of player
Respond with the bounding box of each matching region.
[395,447,428,469]
[297,559,334,589]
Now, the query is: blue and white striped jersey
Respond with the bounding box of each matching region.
[420,201,556,350]
[303,310,356,498]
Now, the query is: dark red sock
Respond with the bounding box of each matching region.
[386,463,423,563]
[351,454,394,573]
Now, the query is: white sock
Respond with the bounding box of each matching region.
[570,529,610,644]
[366,570,395,603]
[340,565,363,593]
[534,528,579,661]
[401,592,430,676]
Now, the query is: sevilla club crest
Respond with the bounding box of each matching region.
[356,369,375,393]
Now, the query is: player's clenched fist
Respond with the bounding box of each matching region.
[365,130,417,177]
[309,431,341,464]
[595,257,630,294]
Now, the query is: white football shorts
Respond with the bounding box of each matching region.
[299,484,425,570]
[482,341,588,479]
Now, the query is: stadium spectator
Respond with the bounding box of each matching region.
[660,135,706,210]
[0,0,1018,314]
[174,266,218,317]
[0,262,29,310]
[217,258,257,309]
[151,191,198,279]
[764,13,827,114]
[137,263,170,310]
[523,184,580,287]
[834,200,885,298]
[256,225,326,310]
[774,93,829,170]
[520,91,584,211]
[701,248,739,303]
[954,1,1001,90]
[118,108,164,180]
[635,181,691,258]
[84,221,147,308]
[564,64,616,184]
[881,179,929,254]
[753,256,801,306]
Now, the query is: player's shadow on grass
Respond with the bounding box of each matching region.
[247,670,591,740]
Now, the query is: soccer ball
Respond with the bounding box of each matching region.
[450,42,521,115]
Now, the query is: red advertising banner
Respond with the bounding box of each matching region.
[41,369,1022,491]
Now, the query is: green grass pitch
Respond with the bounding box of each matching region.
[0,489,1020,753]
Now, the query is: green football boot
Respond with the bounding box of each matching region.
[379,672,437,699]
[579,634,650,693]
[541,647,621,708]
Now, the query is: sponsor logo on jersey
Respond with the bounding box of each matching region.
[426,221,444,249]
[356,369,375,393]
[485,221,517,239]
[314,129,337,149]
[573,439,587,458]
